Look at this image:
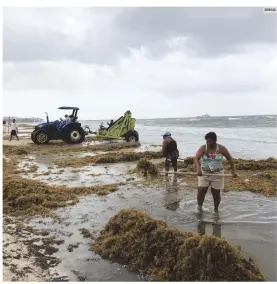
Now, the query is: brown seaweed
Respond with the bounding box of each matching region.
[93,209,265,281]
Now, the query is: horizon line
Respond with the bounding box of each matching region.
[3,113,277,121]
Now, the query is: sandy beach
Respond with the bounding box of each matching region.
[2,125,277,281]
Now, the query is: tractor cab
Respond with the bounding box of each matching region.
[58,106,79,123]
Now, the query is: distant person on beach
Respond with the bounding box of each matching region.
[107,120,114,127]
[9,119,19,141]
[194,132,238,213]
[99,122,105,131]
[3,120,7,135]
[162,132,179,172]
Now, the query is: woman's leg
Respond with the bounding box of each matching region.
[211,188,221,212]
[197,176,209,210]
[211,177,224,212]
[197,187,209,210]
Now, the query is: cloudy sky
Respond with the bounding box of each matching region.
[3,7,277,119]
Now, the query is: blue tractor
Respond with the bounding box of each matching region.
[31,107,86,144]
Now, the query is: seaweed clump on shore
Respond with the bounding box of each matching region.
[56,151,164,168]
[93,209,265,281]
[183,156,195,166]
[3,141,141,156]
[136,158,158,177]
[3,145,31,156]
[154,156,195,171]
[3,158,121,217]
[225,157,277,171]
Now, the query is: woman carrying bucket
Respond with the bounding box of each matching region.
[194,132,238,212]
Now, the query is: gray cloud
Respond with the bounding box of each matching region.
[3,7,122,64]
[3,7,277,64]
[3,7,277,119]
[114,7,277,57]
[3,23,119,64]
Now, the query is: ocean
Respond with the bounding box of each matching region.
[81,115,277,160]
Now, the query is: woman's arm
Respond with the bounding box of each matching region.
[194,145,205,176]
[220,145,238,177]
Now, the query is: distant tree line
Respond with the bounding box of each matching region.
[3,117,43,123]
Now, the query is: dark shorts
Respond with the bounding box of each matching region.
[11,130,17,135]
[165,150,179,170]
[167,149,179,160]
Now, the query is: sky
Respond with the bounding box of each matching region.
[3,7,277,120]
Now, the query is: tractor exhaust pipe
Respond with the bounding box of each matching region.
[45,112,49,123]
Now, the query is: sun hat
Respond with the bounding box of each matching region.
[162,132,171,137]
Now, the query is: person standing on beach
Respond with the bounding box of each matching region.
[107,120,114,127]
[3,120,7,135]
[9,119,19,141]
[162,132,179,172]
[194,132,238,212]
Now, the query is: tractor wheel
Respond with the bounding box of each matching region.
[134,130,139,141]
[34,130,50,144]
[64,128,85,144]
[125,131,139,143]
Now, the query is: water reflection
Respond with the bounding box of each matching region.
[164,174,178,187]
[164,175,181,211]
[172,175,178,187]
[197,214,222,238]
[212,222,221,237]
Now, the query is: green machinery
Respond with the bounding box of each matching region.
[85,110,139,142]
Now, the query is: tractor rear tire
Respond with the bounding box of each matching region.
[33,130,50,144]
[125,131,139,142]
[134,130,139,141]
[64,128,85,144]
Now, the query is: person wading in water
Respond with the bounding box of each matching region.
[194,132,238,212]
[162,132,179,172]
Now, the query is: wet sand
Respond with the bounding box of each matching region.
[3,217,57,282]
